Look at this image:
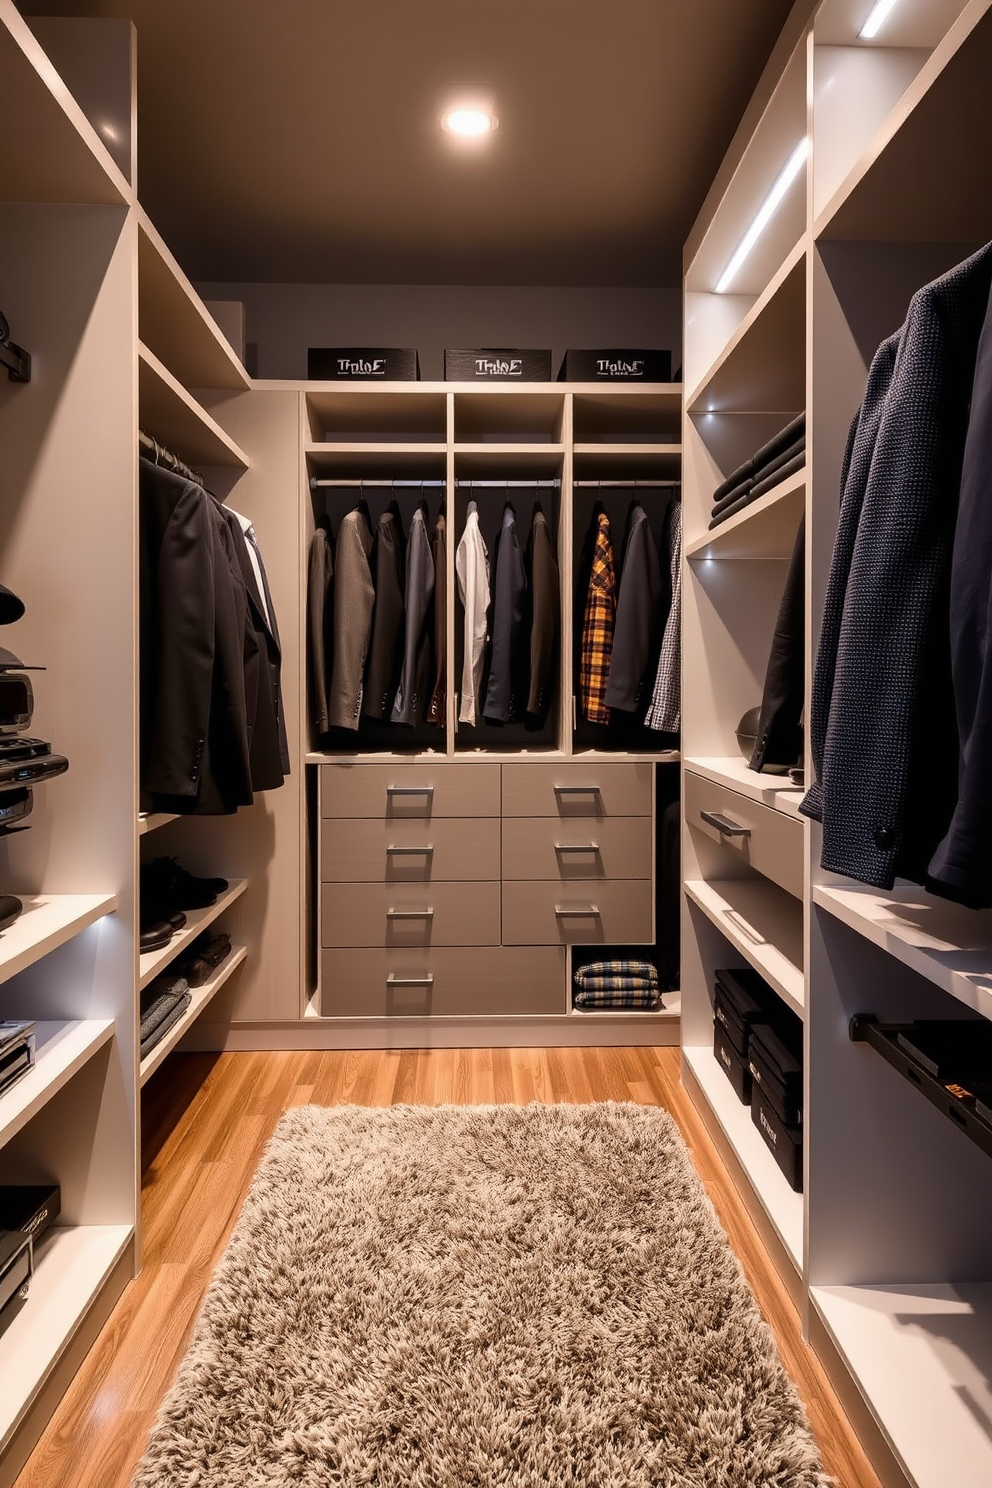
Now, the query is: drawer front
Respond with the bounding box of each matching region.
[321,818,500,883]
[501,817,652,881]
[321,881,499,948]
[501,880,653,945]
[684,770,803,899]
[320,947,565,1017]
[501,761,652,818]
[320,762,500,819]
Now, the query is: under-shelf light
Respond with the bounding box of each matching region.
[715,137,809,294]
[859,0,900,39]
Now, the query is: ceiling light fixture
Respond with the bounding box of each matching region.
[441,106,497,138]
[715,137,809,294]
[859,0,900,39]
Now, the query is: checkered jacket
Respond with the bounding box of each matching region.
[580,513,616,724]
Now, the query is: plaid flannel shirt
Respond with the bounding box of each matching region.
[580,513,616,725]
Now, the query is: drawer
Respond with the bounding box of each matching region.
[320,946,565,1017]
[501,817,652,881]
[684,770,803,899]
[321,881,499,948]
[501,761,652,818]
[320,762,500,819]
[501,880,653,945]
[321,818,500,882]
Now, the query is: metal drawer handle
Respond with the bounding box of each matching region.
[386,785,435,796]
[554,904,601,917]
[386,973,434,987]
[386,907,434,918]
[700,809,751,838]
[554,842,600,852]
[554,784,601,795]
[386,843,434,855]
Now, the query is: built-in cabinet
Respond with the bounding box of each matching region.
[681,4,992,1485]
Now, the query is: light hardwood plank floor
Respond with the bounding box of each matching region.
[13,1047,882,1488]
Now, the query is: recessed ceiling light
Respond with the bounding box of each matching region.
[441,106,497,137]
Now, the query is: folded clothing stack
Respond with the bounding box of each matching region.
[172,930,232,988]
[709,414,805,529]
[140,973,192,1058]
[572,959,660,1010]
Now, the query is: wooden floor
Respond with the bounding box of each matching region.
[14,1047,882,1488]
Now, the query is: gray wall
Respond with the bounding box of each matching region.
[194,281,682,381]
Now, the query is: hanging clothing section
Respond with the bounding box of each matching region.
[574,485,681,747]
[307,483,444,746]
[803,242,992,907]
[139,449,288,816]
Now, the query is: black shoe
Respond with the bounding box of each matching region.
[142,857,226,911]
[140,920,173,953]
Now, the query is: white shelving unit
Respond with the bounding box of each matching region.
[140,944,247,1085]
[685,878,804,1016]
[0,895,115,988]
[138,879,248,991]
[0,1020,114,1149]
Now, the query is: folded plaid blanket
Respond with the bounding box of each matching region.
[140,990,192,1057]
[575,975,658,993]
[573,959,659,990]
[573,986,660,1010]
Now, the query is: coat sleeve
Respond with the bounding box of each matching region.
[307,526,334,734]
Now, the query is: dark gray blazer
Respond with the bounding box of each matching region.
[220,508,288,791]
[391,503,435,726]
[484,503,527,723]
[427,512,447,729]
[749,515,804,774]
[363,508,405,721]
[802,243,992,889]
[307,520,333,735]
[526,506,559,721]
[604,502,662,713]
[328,506,374,730]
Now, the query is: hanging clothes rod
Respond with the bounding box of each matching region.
[309,478,562,490]
[572,480,680,489]
[139,429,203,488]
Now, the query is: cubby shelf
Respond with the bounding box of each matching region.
[683,1043,803,1270]
[138,879,247,992]
[685,877,804,1017]
[453,444,565,475]
[137,207,250,393]
[811,1281,992,1488]
[685,467,805,560]
[570,993,682,1021]
[137,812,179,836]
[140,944,247,1085]
[571,443,682,476]
[0,1223,133,1452]
[0,895,116,990]
[138,343,249,470]
[684,756,805,818]
[0,1019,114,1150]
[306,442,447,477]
[813,881,992,1021]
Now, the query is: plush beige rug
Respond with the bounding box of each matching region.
[131,1102,825,1487]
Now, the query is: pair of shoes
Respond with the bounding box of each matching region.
[138,907,187,954]
[175,931,232,987]
[142,857,227,914]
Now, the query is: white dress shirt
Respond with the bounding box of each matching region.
[455,502,491,725]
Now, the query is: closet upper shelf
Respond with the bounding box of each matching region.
[137,207,250,393]
[306,443,447,479]
[813,880,992,1021]
[0,0,129,206]
[0,894,116,990]
[138,343,249,470]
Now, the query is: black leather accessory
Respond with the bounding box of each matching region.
[176,931,232,987]
[0,584,25,626]
[0,896,22,933]
[0,672,33,732]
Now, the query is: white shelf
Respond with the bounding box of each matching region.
[139,342,249,470]
[306,441,447,476]
[685,756,806,818]
[0,894,116,990]
[570,992,682,1021]
[812,1281,992,1488]
[685,467,805,560]
[140,944,247,1085]
[138,879,248,991]
[685,877,805,1017]
[571,443,683,475]
[0,1019,114,1150]
[684,1043,803,1271]
[137,812,180,836]
[813,880,992,1019]
[0,1223,133,1450]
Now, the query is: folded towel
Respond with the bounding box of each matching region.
[710,413,805,503]
[140,975,190,1041]
[140,990,192,1057]
[573,987,661,1010]
[574,959,659,989]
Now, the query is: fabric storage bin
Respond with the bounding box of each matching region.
[557,349,671,381]
[751,1085,803,1192]
[713,1018,752,1104]
[748,1022,803,1128]
[713,966,777,1059]
[307,347,420,380]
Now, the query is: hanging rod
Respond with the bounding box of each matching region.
[572,480,680,489]
[139,429,204,488]
[309,478,562,490]
[0,310,30,384]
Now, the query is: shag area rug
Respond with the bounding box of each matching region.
[132,1103,825,1487]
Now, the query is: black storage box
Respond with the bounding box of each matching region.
[713,967,777,1059]
[0,1184,60,1246]
[895,1019,992,1080]
[713,1019,752,1104]
[0,1020,35,1099]
[557,348,672,382]
[748,1023,803,1128]
[307,348,420,381]
[751,1085,803,1192]
[0,1227,32,1339]
[444,348,551,381]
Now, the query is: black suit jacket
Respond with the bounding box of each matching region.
[484,503,527,723]
[307,520,334,735]
[139,458,253,815]
[604,502,662,713]
[221,508,287,792]
[363,507,405,721]
[802,242,992,889]
[526,505,559,722]
[749,515,804,773]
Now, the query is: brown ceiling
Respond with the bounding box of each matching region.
[20,0,797,286]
